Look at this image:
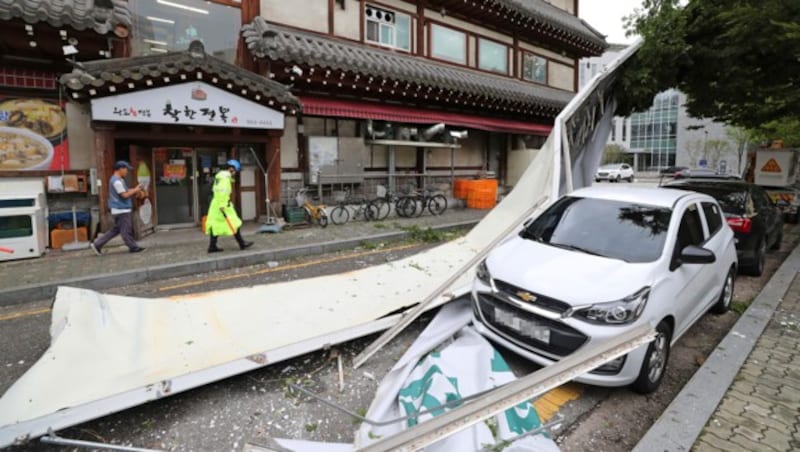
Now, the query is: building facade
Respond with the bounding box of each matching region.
[580,44,741,174]
[1,0,607,239]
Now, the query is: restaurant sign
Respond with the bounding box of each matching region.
[90,82,284,130]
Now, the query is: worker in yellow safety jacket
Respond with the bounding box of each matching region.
[205,159,254,253]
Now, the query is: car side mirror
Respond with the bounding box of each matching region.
[680,245,716,265]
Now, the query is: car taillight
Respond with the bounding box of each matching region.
[727,217,752,233]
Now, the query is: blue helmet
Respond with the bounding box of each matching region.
[226,159,241,172]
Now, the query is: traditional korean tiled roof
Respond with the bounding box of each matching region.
[60,41,300,111]
[500,0,606,48]
[0,0,131,36]
[242,19,574,112]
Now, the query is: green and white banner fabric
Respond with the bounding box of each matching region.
[355,299,559,451]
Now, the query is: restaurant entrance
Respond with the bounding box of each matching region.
[132,145,235,229]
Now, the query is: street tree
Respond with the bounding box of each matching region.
[602,144,633,165]
[617,0,800,130]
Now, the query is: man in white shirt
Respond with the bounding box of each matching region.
[91,161,145,255]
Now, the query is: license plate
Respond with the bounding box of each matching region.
[494,308,550,343]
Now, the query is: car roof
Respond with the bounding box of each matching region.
[664,179,752,190]
[570,185,694,208]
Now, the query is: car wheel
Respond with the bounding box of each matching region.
[631,321,672,394]
[771,228,783,250]
[745,238,766,276]
[711,267,735,314]
[627,176,634,183]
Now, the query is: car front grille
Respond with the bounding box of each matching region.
[475,293,588,357]
[597,172,608,176]
[493,279,572,314]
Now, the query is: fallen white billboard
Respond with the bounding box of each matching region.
[0,40,642,448]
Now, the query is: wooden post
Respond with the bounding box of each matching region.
[267,130,282,210]
[93,125,115,231]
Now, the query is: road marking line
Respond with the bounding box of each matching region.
[0,307,51,322]
[158,242,424,292]
[534,383,583,422]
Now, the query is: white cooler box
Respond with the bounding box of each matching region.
[0,178,47,261]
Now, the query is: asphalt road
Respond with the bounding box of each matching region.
[3,239,530,451]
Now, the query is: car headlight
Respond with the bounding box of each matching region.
[575,287,650,325]
[476,260,492,286]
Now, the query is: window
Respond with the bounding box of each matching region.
[676,204,705,252]
[520,196,672,263]
[0,214,32,239]
[522,53,547,84]
[365,5,410,51]
[129,0,240,63]
[431,24,466,64]
[701,202,723,236]
[478,38,508,74]
[622,121,627,141]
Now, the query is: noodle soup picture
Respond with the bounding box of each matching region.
[0,127,53,170]
[0,99,66,138]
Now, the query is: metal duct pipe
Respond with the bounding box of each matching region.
[421,122,445,141]
[365,119,387,139]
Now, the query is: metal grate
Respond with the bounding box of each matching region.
[493,279,572,314]
[476,293,587,357]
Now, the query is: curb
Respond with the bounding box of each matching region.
[633,243,800,451]
[0,220,478,307]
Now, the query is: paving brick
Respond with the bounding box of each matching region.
[716,396,746,417]
[772,403,800,426]
[694,431,740,451]
[762,426,793,452]
[777,386,800,403]
[742,401,772,418]
[729,431,768,451]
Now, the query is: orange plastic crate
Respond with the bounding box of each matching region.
[50,226,88,249]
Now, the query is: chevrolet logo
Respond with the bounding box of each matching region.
[515,291,537,303]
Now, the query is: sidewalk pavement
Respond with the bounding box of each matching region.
[0,208,486,306]
[635,242,800,451]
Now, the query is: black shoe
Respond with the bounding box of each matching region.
[90,242,102,256]
[239,241,254,250]
[129,247,146,253]
[208,246,224,253]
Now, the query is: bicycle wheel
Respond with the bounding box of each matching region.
[318,211,329,228]
[373,198,391,220]
[364,202,380,221]
[399,197,418,218]
[427,194,448,216]
[330,205,350,225]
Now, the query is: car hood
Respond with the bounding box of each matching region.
[485,236,655,305]
[597,168,618,172]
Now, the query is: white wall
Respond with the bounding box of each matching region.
[281,116,299,169]
[548,62,575,91]
[261,0,328,32]
[66,102,95,169]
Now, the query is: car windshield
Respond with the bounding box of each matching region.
[666,185,746,215]
[520,196,672,263]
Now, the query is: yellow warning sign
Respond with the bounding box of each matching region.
[761,158,782,173]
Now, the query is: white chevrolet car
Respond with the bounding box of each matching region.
[595,163,635,182]
[472,186,737,393]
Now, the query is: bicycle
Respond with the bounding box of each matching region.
[370,185,416,220]
[296,187,329,228]
[398,188,448,217]
[330,189,379,225]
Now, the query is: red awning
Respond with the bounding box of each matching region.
[298,96,552,135]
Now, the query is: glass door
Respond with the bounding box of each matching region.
[153,147,195,226]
